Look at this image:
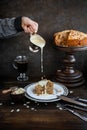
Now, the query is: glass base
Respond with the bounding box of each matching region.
[17,73,28,81]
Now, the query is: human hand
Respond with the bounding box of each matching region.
[21,16,38,34]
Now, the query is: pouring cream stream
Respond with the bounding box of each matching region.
[30,34,46,73]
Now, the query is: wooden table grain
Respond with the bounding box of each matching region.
[0,80,87,130]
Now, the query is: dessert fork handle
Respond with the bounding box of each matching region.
[67,108,87,122]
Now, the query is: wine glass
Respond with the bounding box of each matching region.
[13,55,28,81]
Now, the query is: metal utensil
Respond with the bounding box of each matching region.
[57,95,87,107]
[29,33,39,53]
[29,33,46,53]
[64,104,87,112]
[75,97,87,103]
[29,43,39,53]
[57,103,87,122]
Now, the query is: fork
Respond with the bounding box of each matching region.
[57,103,87,122]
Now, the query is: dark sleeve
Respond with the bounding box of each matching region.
[0,17,23,39]
[14,16,23,32]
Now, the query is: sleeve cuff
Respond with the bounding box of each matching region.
[14,16,24,32]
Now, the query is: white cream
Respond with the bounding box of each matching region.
[38,79,48,86]
[12,88,25,95]
[30,34,46,48]
[30,34,46,73]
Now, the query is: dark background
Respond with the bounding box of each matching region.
[0,0,87,81]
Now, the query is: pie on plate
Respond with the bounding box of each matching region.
[24,79,68,102]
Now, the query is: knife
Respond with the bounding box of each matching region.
[64,107,87,122]
[58,95,87,107]
[57,103,87,122]
[65,104,87,112]
[76,97,87,103]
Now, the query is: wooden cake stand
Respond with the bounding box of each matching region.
[55,46,87,88]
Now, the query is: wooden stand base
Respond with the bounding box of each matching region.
[56,69,85,88]
[55,46,87,88]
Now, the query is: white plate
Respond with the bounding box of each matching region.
[24,81,69,102]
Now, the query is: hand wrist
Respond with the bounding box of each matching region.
[14,16,24,32]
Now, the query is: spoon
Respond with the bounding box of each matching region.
[2,86,18,94]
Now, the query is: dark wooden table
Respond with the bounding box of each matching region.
[0,79,87,130]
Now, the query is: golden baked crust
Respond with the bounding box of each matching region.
[46,80,53,94]
[80,37,87,46]
[33,85,45,95]
[54,30,87,47]
[34,80,54,95]
[54,30,70,46]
